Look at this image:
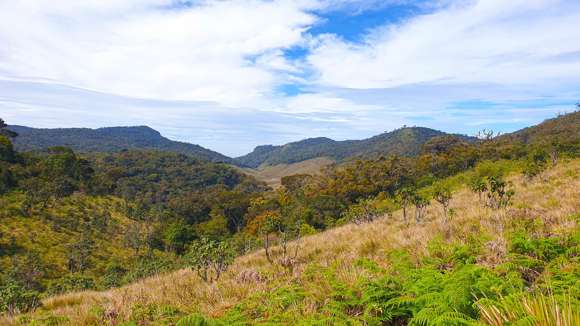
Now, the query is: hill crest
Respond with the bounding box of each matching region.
[8,125,232,163]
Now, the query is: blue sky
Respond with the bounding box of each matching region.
[1,0,579,156]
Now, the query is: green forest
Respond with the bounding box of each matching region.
[0,112,579,325]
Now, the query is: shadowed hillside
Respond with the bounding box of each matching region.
[8,125,232,163]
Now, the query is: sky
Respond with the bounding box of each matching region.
[1,0,579,157]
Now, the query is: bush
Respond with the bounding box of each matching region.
[523,148,548,180]
[0,282,41,314]
[47,274,95,296]
[186,238,235,282]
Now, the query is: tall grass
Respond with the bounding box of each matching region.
[478,293,580,326]
[3,159,579,325]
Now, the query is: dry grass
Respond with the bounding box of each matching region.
[3,159,579,325]
[238,157,335,187]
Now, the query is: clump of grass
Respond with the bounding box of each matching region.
[477,293,579,326]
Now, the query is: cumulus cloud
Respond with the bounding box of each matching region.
[0,0,318,105]
[1,0,579,155]
[307,0,580,89]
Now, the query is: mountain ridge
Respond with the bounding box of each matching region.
[234,126,474,168]
[10,112,577,169]
[8,125,233,163]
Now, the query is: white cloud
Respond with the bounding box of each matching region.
[0,0,318,105]
[1,0,579,155]
[307,0,580,89]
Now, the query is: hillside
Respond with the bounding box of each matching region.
[498,111,580,147]
[8,125,232,163]
[0,145,267,307]
[8,158,579,325]
[234,127,469,168]
[1,112,579,325]
[239,157,335,187]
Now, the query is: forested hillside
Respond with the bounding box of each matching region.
[1,112,579,325]
[8,125,232,163]
[234,127,471,168]
[0,121,268,316]
[498,111,580,149]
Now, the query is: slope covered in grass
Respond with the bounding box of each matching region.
[239,157,335,188]
[8,159,579,325]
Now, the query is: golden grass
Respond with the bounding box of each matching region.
[478,293,580,326]
[3,159,579,325]
[237,157,335,187]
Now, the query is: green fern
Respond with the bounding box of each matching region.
[176,313,224,326]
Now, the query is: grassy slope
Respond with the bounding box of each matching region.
[238,157,335,188]
[6,159,579,325]
[0,194,173,293]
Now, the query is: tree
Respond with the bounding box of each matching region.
[124,223,145,256]
[163,220,194,254]
[433,182,452,224]
[469,177,487,204]
[523,148,548,180]
[412,193,429,223]
[548,141,559,166]
[0,282,40,314]
[486,176,515,209]
[396,187,416,224]
[0,135,16,163]
[0,161,16,194]
[342,196,394,225]
[186,238,235,282]
[342,198,378,225]
[9,251,46,292]
[259,210,301,269]
[0,118,17,138]
[66,229,95,272]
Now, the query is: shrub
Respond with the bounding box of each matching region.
[0,282,41,314]
[101,261,128,288]
[432,182,452,223]
[523,148,548,180]
[47,274,95,296]
[486,176,515,209]
[186,238,235,282]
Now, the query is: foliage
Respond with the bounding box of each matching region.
[186,238,235,282]
[432,181,452,223]
[235,126,460,168]
[341,197,388,225]
[523,148,548,180]
[0,282,41,314]
[1,112,579,321]
[8,125,231,163]
[477,293,580,326]
[485,176,515,209]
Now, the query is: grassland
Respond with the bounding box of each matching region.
[238,157,335,187]
[5,159,579,325]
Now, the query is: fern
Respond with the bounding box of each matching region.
[176,314,224,326]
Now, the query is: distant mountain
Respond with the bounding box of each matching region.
[8,125,232,163]
[235,127,472,168]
